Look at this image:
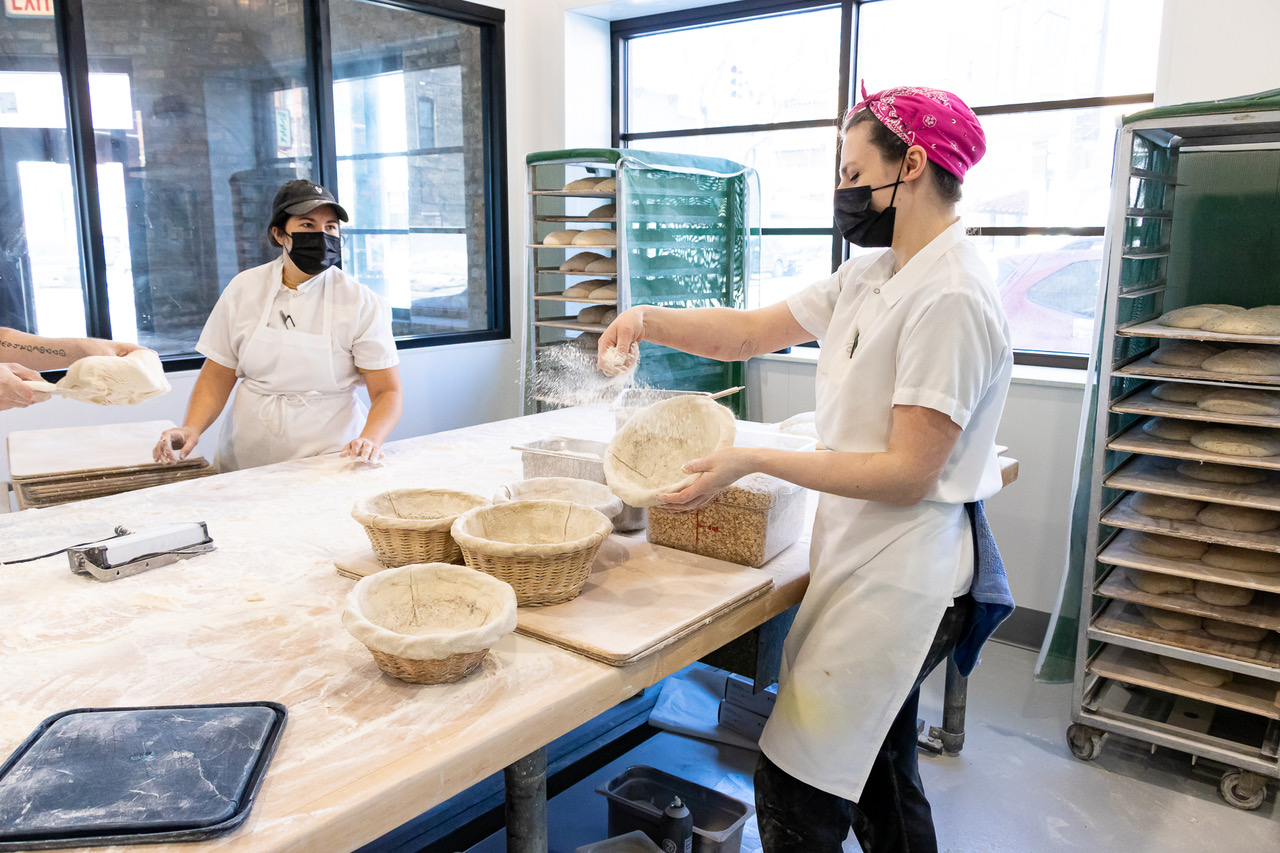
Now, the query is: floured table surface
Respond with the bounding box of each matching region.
[8,420,207,479]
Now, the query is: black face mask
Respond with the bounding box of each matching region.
[833,159,906,248]
[285,231,342,275]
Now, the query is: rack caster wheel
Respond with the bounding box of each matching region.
[1219,769,1267,810]
[1066,724,1105,761]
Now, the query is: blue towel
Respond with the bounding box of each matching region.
[952,500,1015,677]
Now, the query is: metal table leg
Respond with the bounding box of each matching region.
[918,654,967,755]
[504,747,547,852]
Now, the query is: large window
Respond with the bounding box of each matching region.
[0,0,507,362]
[614,0,1162,364]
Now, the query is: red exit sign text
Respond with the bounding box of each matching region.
[6,0,55,17]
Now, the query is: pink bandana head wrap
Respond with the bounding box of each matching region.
[845,82,986,180]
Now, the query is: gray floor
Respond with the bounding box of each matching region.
[468,641,1278,852]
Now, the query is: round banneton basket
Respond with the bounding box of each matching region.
[450,499,612,606]
[342,562,517,684]
[492,477,623,526]
[351,489,489,567]
[604,395,736,508]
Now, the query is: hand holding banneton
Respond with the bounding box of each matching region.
[154,426,200,464]
[342,437,383,463]
[656,446,758,512]
[597,307,644,376]
[0,363,50,410]
[77,339,146,359]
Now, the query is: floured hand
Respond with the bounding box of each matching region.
[1,363,49,410]
[342,438,384,464]
[656,447,757,512]
[154,427,199,464]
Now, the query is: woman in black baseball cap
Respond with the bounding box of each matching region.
[154,178,402,471]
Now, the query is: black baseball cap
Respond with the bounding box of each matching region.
[271,179,349,222]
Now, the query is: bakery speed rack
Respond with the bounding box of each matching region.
[1070,95,1280,810]
[522,148,756,418]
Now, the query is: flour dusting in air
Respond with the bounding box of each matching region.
[532,342,638,407]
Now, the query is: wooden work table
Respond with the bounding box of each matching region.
[0,407,813,853]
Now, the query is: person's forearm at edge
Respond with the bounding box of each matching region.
[0,327,139,370]
[358,366,404,447]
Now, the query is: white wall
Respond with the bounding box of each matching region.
[1156,0,1280,106]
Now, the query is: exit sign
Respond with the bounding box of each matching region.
[5,0,54,17]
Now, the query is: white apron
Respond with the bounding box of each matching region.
[217,272,365,472]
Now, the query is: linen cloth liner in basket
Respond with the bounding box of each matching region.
[604,395,736,508]
[493,477,623,523]
[343,563,517,684]
[450,499,612,606]
[351,488,489,567]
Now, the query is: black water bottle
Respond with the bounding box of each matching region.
[659,796,692,853]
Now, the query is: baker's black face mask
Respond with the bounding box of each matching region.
[285,231,342,274]
[833,158,906,248]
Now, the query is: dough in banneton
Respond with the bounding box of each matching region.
[1132,532,1208,560]
[1141,417,1200,441]
[1201,347,1280,376]
[1157,655,1234,687]
[1126,567,1194,595]
[1200,543,1280,574]
[1202,619,1269,643]
[1130,492,1205,521]
[1177,460,1269,485]
[1150,340,1222,367]
[1150,382,1209,403]
[559,252,605,272]
[1196,386,1280,416]
[1136,604,1202,632]
[1196,503,1280,533]
[1157,304,1243,329]
[1189,426,1280,457]
[604,396,736,507]
[1193,579,1255,607]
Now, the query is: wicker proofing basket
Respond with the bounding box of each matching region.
[342,562,518,684]
[351,488,490,567]
[450,499,612,606]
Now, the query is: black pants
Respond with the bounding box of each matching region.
[753,594,974,853]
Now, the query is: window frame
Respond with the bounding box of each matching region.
[611,0,1156,369]
[43,0,509,370]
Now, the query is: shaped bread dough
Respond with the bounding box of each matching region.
[604,396,736,507]
[1177,460,1268,484]
[601,308,618,325]
[543,230,580,246]
[571,229,616,247]
[588,284,618,300]
[562,177,605,192]
[1189,426,1280,457]
[562,283,596,298]
[1200,543,1280,574]
[1202,619,1269,642]
[1157,655,1234,687]
[1201,347,1280,376]
[1157,304,1243,329]
[588,203,616,218]
[1141,417,1199,441]
[1151,382,1208,403]
[594,177,617,193]
[55,349,171,406]
[1196,387,1280,416]
[574,279,613,295]
[574,332,602,352]
[1150,340,1222,367]
[560,252,605,272]
[585,257,617,274]
[1193,580,1255,607]
[1132,532,1208,560]
[1130,492,1205,521]
[1126,567,1194,595]
[1136,604,1202,632]
[576,305,610,325]
[1196,503,1280,533]
[1200,307,1280,335]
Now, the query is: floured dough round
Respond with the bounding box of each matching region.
[571,229,616,247]
[588,203,616,218]
[543,230,580,246]
[560,252,605,272]
[1202,619,1269,642]
[1137,604,1202,631]
[577,305,610,324]
[1157,655,1233,687]
[1142,417,1199,441]
[1130,492,1205,521]
[1158,304,1243,329]
[1151,340,1222,367]
[563,177,606,192]
[1197,387,1280,416]
[585,257,617,274]
[594,177,617,193]
[1196,503,1280,533]
[1132,533,1208,560]
[1177,460,1269,484]
[1189,426,1280,457]
[1200,543,1280,574]
[1200,307,1280,335]
[1151,382,1209,403]
[57,350,170,406]
[1193,580,1255,607]
[604,396,736,507]
[588,284,618,300]
[1126,567,1194,595]
[1201,347,1280,376]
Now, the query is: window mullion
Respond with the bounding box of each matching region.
[305,0,339,192]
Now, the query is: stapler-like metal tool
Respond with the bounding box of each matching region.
[68,522,215,581]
